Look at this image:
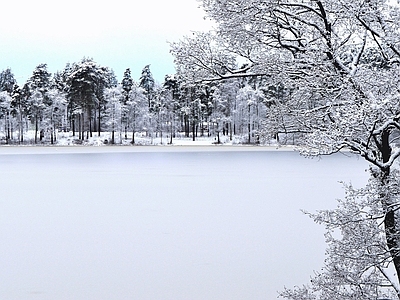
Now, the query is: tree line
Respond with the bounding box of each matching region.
[0,57,279,145]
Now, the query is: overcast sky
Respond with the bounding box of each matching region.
[0,0,211,84]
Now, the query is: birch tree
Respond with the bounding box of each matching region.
[126,82,147,145]
[104,86,123,144]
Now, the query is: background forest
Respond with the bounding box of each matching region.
[0,58,281,146]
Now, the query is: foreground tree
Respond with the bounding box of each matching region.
[280,172,400,299]
[171,0,400,297]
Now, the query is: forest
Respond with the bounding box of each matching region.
[0,58,278,146]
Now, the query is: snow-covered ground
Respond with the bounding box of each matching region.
[0,148,368,299]
[3,130,280,148]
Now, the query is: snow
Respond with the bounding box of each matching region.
[0,147,369,299]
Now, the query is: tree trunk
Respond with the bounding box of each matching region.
[131,114,136,145]
[169,118,173,145]
[20,112,23,143]
[34,115,38,144]
[379,129,400,290]
[192,120,196,141]
[98,105,101,137]
[72,116,75,137]
[185,115,190,137]
[82,113,85,140]
[89,113,92,138]
[78,114,81,140]
[248,104,251,144]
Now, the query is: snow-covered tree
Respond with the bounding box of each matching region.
[27,63,51,102]
[45,89,67,144]
[0,91,13,143]
[171,0,400,297]
[126,82,147,144]
[163,74,185,144]
[280,171,400,299]
[10,84,26,143]
[139,65,155,110]
[65,58,115,139]
[25,64,52,143]
[236,84,266,144]
[26,89,45,144]
[121,68,133,104]
[121,68,134,139]
[104,85,123,144]
[0,68,17,94]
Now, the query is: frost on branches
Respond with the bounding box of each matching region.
[280,170,400,300]
[171,0,400,298]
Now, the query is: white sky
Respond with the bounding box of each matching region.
[0,0,212,84]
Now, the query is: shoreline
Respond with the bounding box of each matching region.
[0,144,297,155]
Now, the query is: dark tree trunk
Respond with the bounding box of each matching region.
[20,113,24,143]
[248,104,251,144]
[89,113,93,138]
[379,129,400,288]
[192,120,196,141]
[82,113,85,140]
[34,115,38,144]
[78,114,81,140]
[169,118,173,145]
[98,105,101,137]
[185,115,190,137]
[72,116,75,137]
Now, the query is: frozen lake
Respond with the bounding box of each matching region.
[0,146,369,299]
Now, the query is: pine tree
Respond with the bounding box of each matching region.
[0,68,17,94]
[139,65,155,109]
[121,68,133,139]
[121,68,133,105]
[10,84,28,143]
[26,64,52,143]
[28,64,51,103]
[65,58,114,139]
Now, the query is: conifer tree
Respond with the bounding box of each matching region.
[0,68,17,94]
[121,68,133,139]
[139,65,155,109]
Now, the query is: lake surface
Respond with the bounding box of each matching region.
[0,147,369,299]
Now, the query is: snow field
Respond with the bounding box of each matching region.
[0,150,368,299]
